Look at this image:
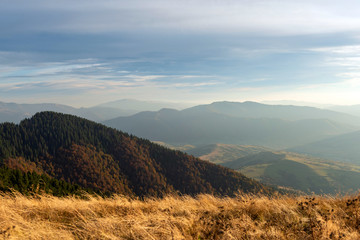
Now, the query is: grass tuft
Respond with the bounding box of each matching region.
[1,193,360,239]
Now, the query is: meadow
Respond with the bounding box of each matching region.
[1,192,360,239]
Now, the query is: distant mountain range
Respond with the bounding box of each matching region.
[0,112,273,196]
[328,105,360,118]
[104,101,359,149]
[0,99,194,123]
[97,99,193,112]
[185,101,360,126]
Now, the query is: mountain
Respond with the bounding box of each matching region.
[328,105,360,118]
[185,101,360,126]
[96,99,194,112]
[185,144,271,164]
[290,130,360,164]
[0,112,273,196]
[0,101,132,123]
[0,99,196,124]
[221,151,360,195]
[0,102,75,123]
[103,106,357,149]
[261,100,331,108]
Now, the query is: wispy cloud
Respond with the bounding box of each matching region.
[3,0,360,35]
[0,58,222,94]
[310,45,360,87]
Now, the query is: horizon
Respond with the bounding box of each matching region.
[1,98,359,109]
[1,1,360,107]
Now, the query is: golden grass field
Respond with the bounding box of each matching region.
[1,192,360,239]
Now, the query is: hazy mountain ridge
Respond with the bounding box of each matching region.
[104,102,358,149]
[328,105,360,118]
[0,101,126,123]
[97,99,194,112]
[0,111,273,196]
[0,99,195,124]
[185,101,360,126]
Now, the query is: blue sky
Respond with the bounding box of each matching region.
[1,0,360,107]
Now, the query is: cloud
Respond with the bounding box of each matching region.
[310,44,360,87]
[2,1,360,106]
[2,0,360,35]
[0,57,222,94]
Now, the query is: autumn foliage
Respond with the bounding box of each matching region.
[0,112,273,197]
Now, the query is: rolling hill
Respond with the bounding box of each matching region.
[185,143,270,164]
[0,111,273,197]
[221,151,360,194]
[104,106,357,149]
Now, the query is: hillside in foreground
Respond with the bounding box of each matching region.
[0,111,272,197]
[1,193,360,239]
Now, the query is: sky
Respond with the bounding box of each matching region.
[1,0,360,107]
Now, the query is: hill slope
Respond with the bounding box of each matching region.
[290,130,360,164]
[185,144,270,164]
[222,151,360,194]
[0,112,272,196]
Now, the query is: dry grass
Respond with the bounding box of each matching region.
[1,192,360,239]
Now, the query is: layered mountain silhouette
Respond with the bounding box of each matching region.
[0,99,193,124]
[0,112,273,196]
[104,102,358,149]
[328,104,360,118]
[0,101,129,123]
[185,101,360,125]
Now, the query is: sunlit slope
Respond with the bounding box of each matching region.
[186,143,271,164]
[222,151,360,195]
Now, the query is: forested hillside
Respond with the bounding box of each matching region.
[0,112,273,197]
